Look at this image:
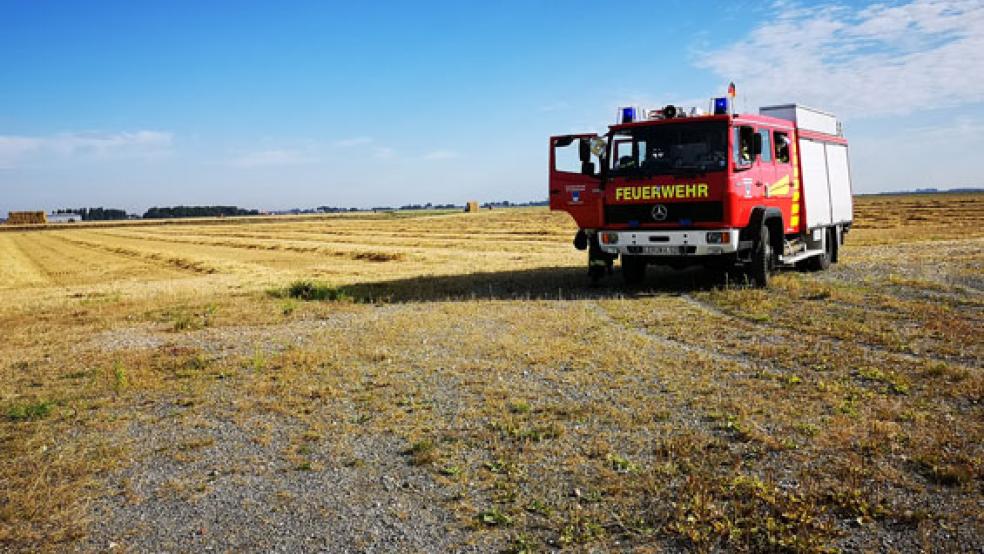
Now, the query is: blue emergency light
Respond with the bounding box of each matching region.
[620,107,638,124]
[713,97,729,115]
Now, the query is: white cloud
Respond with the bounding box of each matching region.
[0,130,173,168]
[332,136,373,147]
[0,136,41,169]
[228,148,316,168]
[422,149,458,160]
[373,146,396,159]
[851,116,984,191]
[698,0,984,119]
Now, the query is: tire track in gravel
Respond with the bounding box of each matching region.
[587,297,776,372]
[679,293,980,372]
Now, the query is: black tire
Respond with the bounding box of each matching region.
[703,258,732,285]
[749,226,773,288]
[829,227,839,264]
[805,228,832,271]
[622,256,647,285]
[588,264,605,286]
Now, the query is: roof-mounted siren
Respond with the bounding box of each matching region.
[646,105,691,120]
[617,106,640,124]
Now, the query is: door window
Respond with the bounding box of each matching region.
[758,129,772,163]
[733,126,755,167]
[774,132,791,164]
[553,138,583,173]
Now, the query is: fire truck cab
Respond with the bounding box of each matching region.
[549,98,853,287]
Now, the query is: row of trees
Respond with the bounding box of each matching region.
[55,207,129,221]
[49,200,553,220]
[142,206,260,219]
[399,202,460,211]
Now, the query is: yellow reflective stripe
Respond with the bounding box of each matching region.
[790,215,800,227]
[768,175,791,196]
[792,203,800,214]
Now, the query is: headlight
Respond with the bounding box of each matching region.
[706,231,731,244]
[600,232,619,245]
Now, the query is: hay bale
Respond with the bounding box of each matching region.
[6,211,47,225]
[465,201,480,213]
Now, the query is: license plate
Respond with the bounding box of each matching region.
[644,246,679,255]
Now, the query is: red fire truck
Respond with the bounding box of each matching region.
[549,96,853,287]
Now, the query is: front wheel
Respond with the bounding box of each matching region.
[749,226,773,288]
[588,264,606,286]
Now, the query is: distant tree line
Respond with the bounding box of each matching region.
[481,200,549,209]
[875,187,983,195]
[317,206,362,213]
[143,206,259,219]
[399,202,459,211]
[55,207,129,220]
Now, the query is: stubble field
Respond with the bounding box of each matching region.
[1,193,981,553]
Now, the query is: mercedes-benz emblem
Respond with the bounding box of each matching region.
[651,204,668,221]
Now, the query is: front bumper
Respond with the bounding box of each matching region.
[598,229,740,256]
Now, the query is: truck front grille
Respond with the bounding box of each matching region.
[604,202,723,226]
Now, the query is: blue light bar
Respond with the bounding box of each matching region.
[620,107,637,124]
[713,97,729,115]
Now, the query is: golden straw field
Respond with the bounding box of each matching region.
[1,193,982,552]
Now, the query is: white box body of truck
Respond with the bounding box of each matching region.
[760,104,854,230]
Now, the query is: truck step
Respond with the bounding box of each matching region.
[779,248,824,265]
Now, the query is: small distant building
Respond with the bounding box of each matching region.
[48,213,82,224]
[465,201,480,213]
[6,211,48,225]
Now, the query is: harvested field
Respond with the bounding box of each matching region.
[1,193,981,552]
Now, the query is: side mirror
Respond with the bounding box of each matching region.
[590,137,607,158]
[581,161,595,176]
[554,136,574,147]
[579,139,591,163]
[752,133,763,157]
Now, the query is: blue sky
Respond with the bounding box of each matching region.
[2,0,982,214]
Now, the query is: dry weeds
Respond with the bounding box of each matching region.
[0,194,981,552]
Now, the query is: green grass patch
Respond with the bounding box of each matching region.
[271,280,352,302]
[6,400,53,422]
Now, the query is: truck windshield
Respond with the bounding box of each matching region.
[609,121,728,178]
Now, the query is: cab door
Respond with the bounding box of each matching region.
[549,134,604,229]
[730,124,773,227]
[754,127,777,201]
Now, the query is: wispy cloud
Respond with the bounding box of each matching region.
[0,130,173,168]
[332,136,373,147]
[373,146,396,159]
[697,0,984,118]
[422,149,458,161]
[227,148,316,168]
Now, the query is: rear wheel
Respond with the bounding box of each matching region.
[622,256,647,285]
[805,227,832,271]
[749,226,773,288]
